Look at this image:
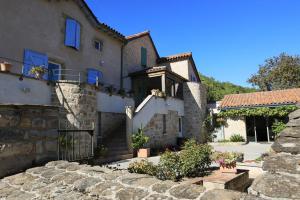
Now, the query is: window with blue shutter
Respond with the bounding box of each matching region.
[65,18,80,50]
[87,68,103,85]
[141,47,147,67]
[23,49,48,80]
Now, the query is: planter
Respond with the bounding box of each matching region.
[220,162,237,173]
[137,148,150,158]
[0,62,12,72]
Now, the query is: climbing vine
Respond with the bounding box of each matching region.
[217,105,298,118]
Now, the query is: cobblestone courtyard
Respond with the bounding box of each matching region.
[0,160,260,200]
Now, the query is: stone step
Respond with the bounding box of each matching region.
[94,153,133,164]
[107,149,131,156]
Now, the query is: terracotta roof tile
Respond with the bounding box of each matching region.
[220,88,300,109]
[126,30,150,40]
[157,52,192,63]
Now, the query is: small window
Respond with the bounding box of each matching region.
[87,68,103,85]
[94,40,103,51]
[178,117,182,132]
[48,62,61,81]
[141,47,147,67]
[65,18,80,50]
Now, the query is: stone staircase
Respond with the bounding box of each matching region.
[95,122,133,164]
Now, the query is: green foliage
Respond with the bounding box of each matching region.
[218,105,298,118]
[272,121,286,137]
[248,53,300,91]
[212,151,244,165]
[179,139,213,177]
[131,126,149,150]
[128,160,157,176]
[199,73,257,102]
[156,150,182,181]
[229,134,245,142]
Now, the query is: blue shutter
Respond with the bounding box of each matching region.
[65,18,80,50]
[75,21,80,50]
[23,49,48,79]
[87,69,103,85]
[48,63,60,81]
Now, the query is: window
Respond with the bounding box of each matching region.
[87,68,103,85]
[163,114,166,134]
[65,18,80,50]
[48,62,61,81]
[94,40,103,52]
[141,47,147,67]
[23,49,48,79]
[178,117,182,132]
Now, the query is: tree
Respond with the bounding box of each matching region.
[248,53,300,91]
[199,73,256,102]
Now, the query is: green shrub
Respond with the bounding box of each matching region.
[94,145,108,157]
[229,134,245,142]
[272,121,286,137]
[179,139,213,177]
[128,160,157,176]
[131,126,149,150]
[212,151,244,165]
[156,150,182,181]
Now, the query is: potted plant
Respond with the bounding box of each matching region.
[118,88,126,98]
[29,66,47,79]
[132,126,150,158]
[213,151,243,173]
[0,62,12,72]
[106,85,116,96]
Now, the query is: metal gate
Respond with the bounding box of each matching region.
[57,129,94,161]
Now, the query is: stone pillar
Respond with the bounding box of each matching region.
[126,106,133,152]
[53,83,97,130]
[182,82,207,143]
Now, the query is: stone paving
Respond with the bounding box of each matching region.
[0,160,261,200]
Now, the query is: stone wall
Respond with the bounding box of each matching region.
[98,112,126,141]
[53,83,97,130]
[248,106,300,199]
[0,105,59,178]
[183,82,207,143]
[143,110,179,148]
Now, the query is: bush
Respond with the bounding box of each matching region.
[272,121,286,137]
[179,139,212,177]
[128,160,157,176]
[131,126,149,150]
[156,150,182,181]
[212,151,244,165]
[229,134,245,142]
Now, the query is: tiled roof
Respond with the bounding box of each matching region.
[126,30,150,40]
[76,0,125,42]
[220,88,300,109]
[157,52,192,63]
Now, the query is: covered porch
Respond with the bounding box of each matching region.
[129,67,187,106]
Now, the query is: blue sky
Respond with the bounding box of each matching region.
[85,0,300,87]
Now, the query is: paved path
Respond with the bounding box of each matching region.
[0,161,259,200]
[210,142,272,161]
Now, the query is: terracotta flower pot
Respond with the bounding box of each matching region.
[0,62,12,72]
[220,162,237,173]
[137,148,150,158]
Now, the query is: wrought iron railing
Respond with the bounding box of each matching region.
[57,129,94,161]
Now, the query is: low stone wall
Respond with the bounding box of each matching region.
[248,106,300,199]
[0,105,59,178]
[143,110,179,148]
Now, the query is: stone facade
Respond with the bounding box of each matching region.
[0,0,123,88]
[183,82,207,143]
[248,106,300,199]
[123,34,159,91]
[53,83,97,130]
[0,105,59,178]
[143,110,179,148]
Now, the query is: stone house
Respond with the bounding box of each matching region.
[0,0,207,176]
[210,88,300,142]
